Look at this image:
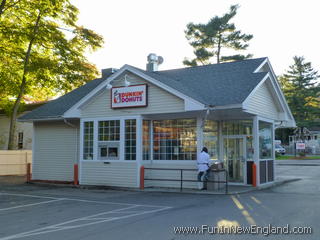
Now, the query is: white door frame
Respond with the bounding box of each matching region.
[222,135,247,185]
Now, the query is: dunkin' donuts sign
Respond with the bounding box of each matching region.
[111,84,147,108]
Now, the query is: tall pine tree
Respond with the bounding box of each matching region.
[183,5,253,66]
[279,56,320,127]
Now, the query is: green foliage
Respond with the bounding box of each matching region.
[279,56,320,127]
[0,0,104,102]
[183,5,253,66]
[0,0,104,149]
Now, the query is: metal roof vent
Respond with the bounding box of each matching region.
[146,53,164,72]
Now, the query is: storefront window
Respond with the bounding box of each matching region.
[98,120,120,141]
[98,120,120,160]
[125,119,136,160]
[222,120,252,135]
[143,120,151,160]
[153,119,197,160]
[259,121,272,159]
[83,121,94,160]
[203,120,218,160]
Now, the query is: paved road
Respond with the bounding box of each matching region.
[0,162,319,240]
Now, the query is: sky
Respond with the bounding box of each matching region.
[73,0,320,76]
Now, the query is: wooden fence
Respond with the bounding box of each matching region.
[0,150,32,176]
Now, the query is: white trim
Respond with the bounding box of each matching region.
[19,117,64,122]
[150,160,197,165]
[196,117,203,154]
[136,116,143,187]
[222,135,247,184]
[253,58,269,73]
[63,65,206,118]
[218,121,223,162]
[272,121,276,182]
[252,58,296,126]
[257,116,274,124]
[93,120,98,161]
[242,73,270,109]
[120,118,125,162]
[253,116,259,185]
[79,119,84,184]
[150,120,154,162]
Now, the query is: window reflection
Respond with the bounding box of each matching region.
[259,121,272,159]
[153,119,197,160]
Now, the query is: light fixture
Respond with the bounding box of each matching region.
[124,74,131,87]
[106,83,113,89]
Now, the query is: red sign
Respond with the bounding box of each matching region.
[296,143,305,150]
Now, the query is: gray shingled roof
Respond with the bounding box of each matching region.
[19,78,105,120]
[19,57,268,121]
[137,57,268,106]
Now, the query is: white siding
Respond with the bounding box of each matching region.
[33,121,79,181]
[0,114,33,150]
[81,161,137,187]
[246,82,280,120]
[80,73,185,118]
[143,162,198,189]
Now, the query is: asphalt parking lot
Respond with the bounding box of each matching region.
[1,160,319,240]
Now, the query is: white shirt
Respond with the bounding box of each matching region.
[197,151,210,172]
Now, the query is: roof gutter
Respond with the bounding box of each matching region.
[17,117,64,122]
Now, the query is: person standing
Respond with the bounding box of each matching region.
[197,147,211,190]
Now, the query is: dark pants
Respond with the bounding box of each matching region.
[198,169,210,183]
[197,170,210,189]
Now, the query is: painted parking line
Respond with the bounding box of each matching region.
[0,205,171,240]
[0,199,64,211]
[0,192,170,208]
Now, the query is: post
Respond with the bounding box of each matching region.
[225,169,228,194]
[26,163,31,183]
[140,166,144,190]
[73,164,79,185]
[180,170,183,192]
[252,163,257,187]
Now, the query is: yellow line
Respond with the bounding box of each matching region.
[251,196,261,204]
[231,196,256,225]
[231,196,244,210]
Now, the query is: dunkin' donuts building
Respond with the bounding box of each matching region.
[19,55,295,188]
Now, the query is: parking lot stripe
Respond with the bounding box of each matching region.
[0,193,59,200]
[0,205,171,240]
[0,199,64,211]
[0,192,171,208]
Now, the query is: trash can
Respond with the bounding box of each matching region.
[207,162,226,191]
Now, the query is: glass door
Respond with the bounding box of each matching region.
[223,137,246,183]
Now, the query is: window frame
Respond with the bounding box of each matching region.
[80,116,139,162]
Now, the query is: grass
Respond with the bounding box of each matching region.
[276,155,320,160]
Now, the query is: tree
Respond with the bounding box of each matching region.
[0,0,104,149]
[183,5,253,66]
[279,56,320,127]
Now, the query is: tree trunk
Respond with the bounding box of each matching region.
[0,0,6,17]
[7,11,41,150]
[217,34,221,64]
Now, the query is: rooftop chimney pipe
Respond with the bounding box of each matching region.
[146,53,164,72]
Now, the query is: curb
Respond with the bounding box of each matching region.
[25,178,302,195]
